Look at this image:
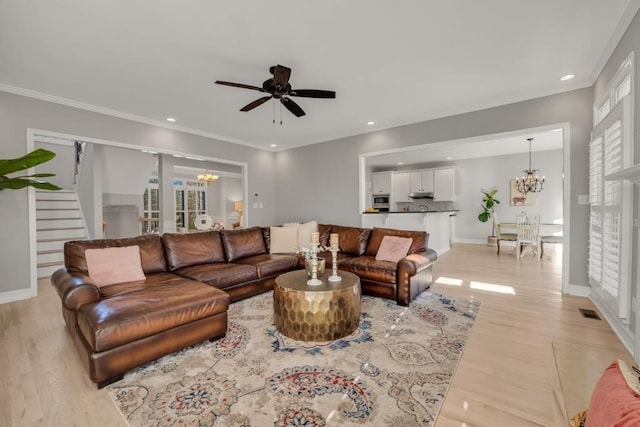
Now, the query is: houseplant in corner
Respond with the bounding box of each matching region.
[478,188,499,246]
[0,149,62,191]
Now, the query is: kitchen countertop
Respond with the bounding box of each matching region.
[362,210,459,214]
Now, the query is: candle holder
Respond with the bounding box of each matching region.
[328,248,341,282]
[306,242,323,286]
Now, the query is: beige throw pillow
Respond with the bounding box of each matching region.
[375,236,413,263]
[269,226,299,253]
[283,220,318,249]
[85,245,146,287]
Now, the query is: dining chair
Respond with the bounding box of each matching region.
[541,234,563,257]
[494,212,517,255]
[516,214,541,260]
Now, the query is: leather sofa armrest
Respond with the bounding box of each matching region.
[51,268,101,311]
[397,249,438,275]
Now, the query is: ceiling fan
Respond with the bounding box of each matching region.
[215,65,336,118]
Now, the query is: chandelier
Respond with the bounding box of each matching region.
[197,170,218,184]
[515,138,545,194]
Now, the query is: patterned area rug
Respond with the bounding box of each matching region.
[106,291,480,426]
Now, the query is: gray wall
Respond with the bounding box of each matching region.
[0,90,276,294]
[276,88,592,289]
[454,149,564,241]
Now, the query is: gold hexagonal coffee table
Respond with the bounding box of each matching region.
[273,270,361,341]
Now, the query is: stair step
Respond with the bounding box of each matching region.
[37,227,87,240]
[35,190,76,201]
[37,250,64,264]
[37,200,78,209]
[36,226,84,232]
[37,209,81,219]
[39,219,82,228]
[37,263,65,279]
[37,261,64,268]
[37,249,63,255]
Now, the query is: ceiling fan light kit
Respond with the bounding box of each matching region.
[215,64,336,123]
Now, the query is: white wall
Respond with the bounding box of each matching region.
[101,145,156,195]
[454,149,563,241]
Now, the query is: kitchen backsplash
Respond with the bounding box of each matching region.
[395,200,456,211]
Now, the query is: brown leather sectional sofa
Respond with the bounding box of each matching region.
[51,224,436,387]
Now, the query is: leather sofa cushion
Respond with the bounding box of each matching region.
[340,256,396,284]
[234,254,299,278]
[365,227,428,257]
[175,263,258,289]
[221,227,267,261]
[77,273,229,352]
[162,231,225,270]
[330,225,372,256]
[318,224,333,247]
[65,234,167,275]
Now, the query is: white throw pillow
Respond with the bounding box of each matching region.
[284,220,318,249]
[269,226,299,253]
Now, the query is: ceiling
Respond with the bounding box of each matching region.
[0,1,636,151]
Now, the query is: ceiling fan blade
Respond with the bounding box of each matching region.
[272,65,291,89]
[240,96,272,112]
[280,97,305,117]
[289,89,336,99]
[215,81,264,92]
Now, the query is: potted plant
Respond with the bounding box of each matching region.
[478,188,499,246]
[0,149,62,191]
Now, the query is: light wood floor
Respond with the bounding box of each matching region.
[0,243,631,426]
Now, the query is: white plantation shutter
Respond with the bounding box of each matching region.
[603,119,623,298]
[588,135,603,286]
[589,96,632,320]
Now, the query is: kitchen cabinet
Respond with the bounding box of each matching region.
[392,172,412,203]
[410,170,434,193]
[372,171,392,195]
[433,167,455,201]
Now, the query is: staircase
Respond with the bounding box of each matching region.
[36,190,89,278]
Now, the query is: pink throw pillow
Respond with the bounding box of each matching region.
[375,236,413,263]
[585,360,640,427]
[85,245,146,287]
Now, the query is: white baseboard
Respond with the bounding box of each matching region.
[0,288,36,304]
[567,284,591,297]
[453,238,488,245]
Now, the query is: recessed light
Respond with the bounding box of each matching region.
[367,121,375,125]
[446,156,453,160]
[397,162,403,165]
[166,117,176,122]
[560,74,575,81]
[270,144,277,148]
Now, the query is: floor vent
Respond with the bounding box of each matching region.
[579,308,601,320]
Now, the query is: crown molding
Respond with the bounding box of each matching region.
[0,83,272,152]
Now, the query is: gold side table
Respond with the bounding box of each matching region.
[273,270,361,342]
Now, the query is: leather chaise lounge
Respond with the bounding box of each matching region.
[51,224,437,387]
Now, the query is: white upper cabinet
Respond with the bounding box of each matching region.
[392,172,411,203]
[433,167,455,201]
[409,170,434,193]
[371,171,392,195]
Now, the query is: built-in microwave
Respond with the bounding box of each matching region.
[373,195,390,211]
[373,196,389,205]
